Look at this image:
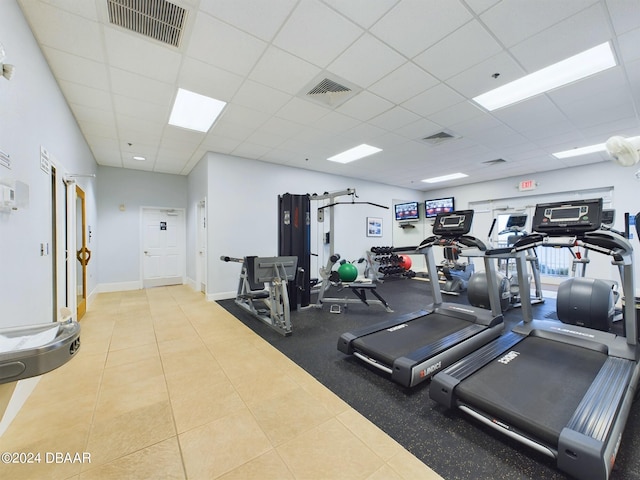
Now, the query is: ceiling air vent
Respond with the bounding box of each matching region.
[483,158,507,165]
[307,78,352,96]
[422,129,461,145]
[107,0,187,48]
[299,73,361,108]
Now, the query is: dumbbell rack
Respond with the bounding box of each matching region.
[368,246,416,279]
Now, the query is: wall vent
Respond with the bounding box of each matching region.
[483,158,507,165]
[422,129,461,145]
[107,0,187,48]
[299,73,360,108]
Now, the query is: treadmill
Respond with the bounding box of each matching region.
[337,210,504,388]
[430,198,639,480]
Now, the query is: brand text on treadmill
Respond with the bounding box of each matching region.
[497,351,520,365]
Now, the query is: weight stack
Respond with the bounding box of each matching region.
[278,193,311,308]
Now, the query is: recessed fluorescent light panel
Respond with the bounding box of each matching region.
[327,144,382,164]
[552,143,606,159]
[473,42,617,111]
[422,172,468,183]
[168,88,226,132]
[133,156,146,161]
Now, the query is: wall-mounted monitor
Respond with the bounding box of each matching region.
[425,197,455,218]
[394,201,419,221]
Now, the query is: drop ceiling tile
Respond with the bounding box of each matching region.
[112,94,170,122]
[198,0,296,41]
[71,103,115,124]
[448,113,503,138]
[59,81,112,111]
[116,115,164,143]
[393,118,443,140]
[479,0,599,47]
[109,68,174,105]
[337,91,394,121]
[276,97,331,124]
[370,0,472,58]
[402,83,465,117]
[179,57,244,102]
[232,80,293,115]
[258,117,306,137]
[210,122,255,142]
[342,123,387,143]
[19,0,104,60]
[328,33,406,88]
[232,142,272,159]
[249,46,321,95]
[606,0,640,34]
[492,96,567,132]
[547,68,629,107]
[369,62,439,105]
[121,143,158,161]
[124,158,156,171]
[446,51,526,98]
[246,130,287,149]
[617,26,640,63]
[464,0,500,15]
[200,135,242,154]
[186,12,267,76]
[79,119,118,139]
[312,111,361,134]
[581,118,639,141]
[103,27,182,83]
[369,106,421,131]
[220,104,271,129]
[41,47,110,90]
[509,4,611,71]
[428,101,484,129]
[322,0,397,28]
[414,20,503,81]
[32,0,99,20]
[273,0,363,68]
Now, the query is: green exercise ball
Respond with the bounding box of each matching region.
[338,262,358,282]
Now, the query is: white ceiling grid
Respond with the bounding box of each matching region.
[15,0,640,190]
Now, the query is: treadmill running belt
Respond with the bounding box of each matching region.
[455,335,607,447]
[352,313,470,367]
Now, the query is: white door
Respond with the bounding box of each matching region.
[142,208,185,288]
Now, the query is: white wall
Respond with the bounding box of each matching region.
[96,166,188,290]
[194,152,425,299]
[0,0,97,328]
[186,155,208,286]
[422,161,640,289]
[0,0,98,436]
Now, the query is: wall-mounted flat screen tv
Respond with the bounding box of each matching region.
[425,197,455,218]
[394,201,419,221]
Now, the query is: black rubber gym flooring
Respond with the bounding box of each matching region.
[218,277,640,480]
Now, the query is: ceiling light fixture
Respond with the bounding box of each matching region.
[421,172,468,183]
[473,42,617,111]
[327,144,382,164]
[552,143,606,159]
[168,88,226,133]
[133,156,146,161]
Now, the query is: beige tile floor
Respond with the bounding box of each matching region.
[0,285,443,480]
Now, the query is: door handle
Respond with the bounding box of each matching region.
[76,247,91,266]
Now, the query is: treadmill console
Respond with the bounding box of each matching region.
[532,198,603,235]
[432,210,474,237]
[506,214,527,230]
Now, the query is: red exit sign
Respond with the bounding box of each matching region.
[519,179,536,191]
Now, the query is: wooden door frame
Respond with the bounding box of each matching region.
[75,185,87,319]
